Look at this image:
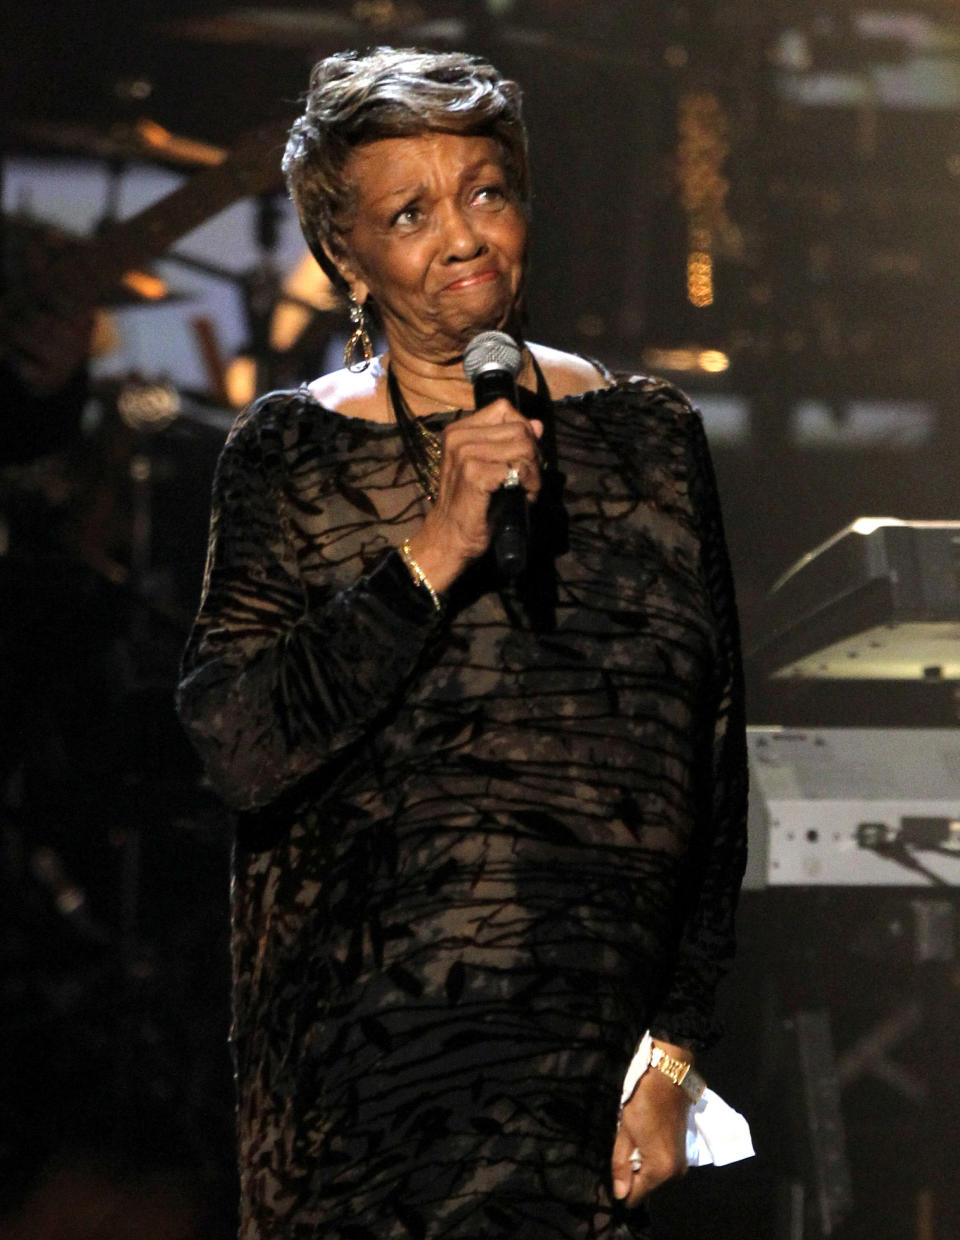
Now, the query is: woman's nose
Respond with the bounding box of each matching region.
[438,202,485,260]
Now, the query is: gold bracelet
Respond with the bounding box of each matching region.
[400,539,442,613]
[649,1046,707,1103]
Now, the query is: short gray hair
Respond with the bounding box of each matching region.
[282,47,529,292]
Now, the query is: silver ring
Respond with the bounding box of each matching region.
[503,464,521,488]
[629,1147,642,1174]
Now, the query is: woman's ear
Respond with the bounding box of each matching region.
[321,241,369,305]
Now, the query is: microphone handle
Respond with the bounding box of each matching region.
[488,483,528,577]
[473,368,518,408]
[472,367,528,578]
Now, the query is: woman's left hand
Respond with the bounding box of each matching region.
[610,1054,691,1208]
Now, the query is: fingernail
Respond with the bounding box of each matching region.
[613,1178,629,1200]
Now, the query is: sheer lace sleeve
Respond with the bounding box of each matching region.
[647,401,748,1052]
[176,394,444,813]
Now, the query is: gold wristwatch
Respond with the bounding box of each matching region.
[649,1046,707,1104]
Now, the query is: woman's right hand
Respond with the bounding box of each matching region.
[405,398,543,593]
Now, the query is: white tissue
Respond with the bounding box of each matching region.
[685,1088,755,1167]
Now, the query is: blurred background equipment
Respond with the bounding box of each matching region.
[3,2,960,1238]
[746,727,960,889]
[755,518,960,684]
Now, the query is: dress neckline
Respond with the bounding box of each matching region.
[297,386,462,432]
[296,355,622,432]
[299,349,558,429]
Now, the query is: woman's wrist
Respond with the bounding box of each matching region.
[398,539,443,612]
[404,527,472,596]
[621,1032,701,1113]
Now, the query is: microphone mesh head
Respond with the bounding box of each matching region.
[463,331,523,382]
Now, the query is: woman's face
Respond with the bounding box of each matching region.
[329,132,528,361]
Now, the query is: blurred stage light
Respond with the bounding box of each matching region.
[642,346,730,374]
[120,269,167,301]
[117,379,181,429]
[687,250,715,308]
[270,249,337,352]
[225,356,257,408]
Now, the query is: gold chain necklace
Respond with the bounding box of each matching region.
[386,365,444,503]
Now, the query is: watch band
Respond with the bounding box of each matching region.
[649,1046,707,1104]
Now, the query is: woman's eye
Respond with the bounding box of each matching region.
[391,204,422,228]
[474,184,506,206]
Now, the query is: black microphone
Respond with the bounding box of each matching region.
[463,330,527,577]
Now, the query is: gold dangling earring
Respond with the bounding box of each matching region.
[343,294,374,371]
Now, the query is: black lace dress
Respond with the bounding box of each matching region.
[176,374,747,1240]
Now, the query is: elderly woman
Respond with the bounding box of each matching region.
[177,47,747,1240]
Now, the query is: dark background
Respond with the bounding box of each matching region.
[2,2,958,1237]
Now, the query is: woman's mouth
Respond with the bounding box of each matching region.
[444,269,500,292]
